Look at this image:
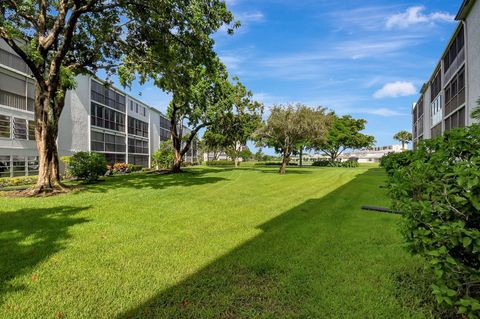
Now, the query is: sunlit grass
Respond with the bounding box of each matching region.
[0,166,433,318]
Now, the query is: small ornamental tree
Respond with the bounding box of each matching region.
[393,130,413,150]
[152,141,175,170]
[69,152,107,182]
[386,126,480,317]
[255,104,332,175]
[314,114,375,161]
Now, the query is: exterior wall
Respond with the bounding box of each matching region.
[58,75,90,156]
[466,0,480,125]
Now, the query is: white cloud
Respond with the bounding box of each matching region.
[373,81,416,99]
[386,6,455,29]
[237,11,264,23]
[355,107,407,117]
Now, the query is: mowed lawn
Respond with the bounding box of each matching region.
[0,166,434,318]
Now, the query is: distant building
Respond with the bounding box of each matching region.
[342,145,404,163]
[412,0,480,147]
[203,143,249,162]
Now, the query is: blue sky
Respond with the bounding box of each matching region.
[112,0,462,154]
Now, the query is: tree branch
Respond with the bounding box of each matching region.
[0,28,46,89]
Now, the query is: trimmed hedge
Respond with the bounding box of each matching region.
[254,162,298,166]
[206,160,237,166]
[312,160,359,168]
[0,176,37,188]
[385,126,480,317]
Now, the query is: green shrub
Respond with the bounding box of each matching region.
[129,164,143,172]
[380,151,413,177]
[152,141,174,169]
[69,152,108,182]
[254,162,298,166]
[206,160,236,166]
[0,176,37,188]
[385,126,480,317]
[312,160,359,168]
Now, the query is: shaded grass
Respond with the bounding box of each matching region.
[0,166,433,318]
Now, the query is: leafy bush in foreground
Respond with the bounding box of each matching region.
[386,126,480,317]
[69,152,108,182]
[380,151,413,177]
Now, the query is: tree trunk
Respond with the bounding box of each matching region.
[401,141,405,150]
[172,145,183,173]
[234,157,239,168]
[279,152,290,175]
[29,90,65,195]
[299,146,303,167]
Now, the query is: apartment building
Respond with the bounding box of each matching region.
[412,0,480,147]
[0,40,198,178]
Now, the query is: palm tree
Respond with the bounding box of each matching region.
[393,131,413,150]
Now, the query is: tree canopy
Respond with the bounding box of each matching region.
[255,104,332,174]
[393,130,413,150]
[0,0,236,193]
[314,114,375,161]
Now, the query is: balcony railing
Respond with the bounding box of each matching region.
[0,89,34,112]
[444,47,465,85]
[445,87,466,117]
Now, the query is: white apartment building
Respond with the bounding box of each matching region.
[412,0,480,146]
[0,40,198,178]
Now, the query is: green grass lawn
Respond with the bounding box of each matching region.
[0,166,434,318]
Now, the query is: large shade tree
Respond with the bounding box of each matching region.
[315,114,375,161]
[393,130,413,150]
[0,0,235,194]
[255,104,332,175]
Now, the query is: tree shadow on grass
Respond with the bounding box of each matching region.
[79,169,229,193]
[116,169,433,318]
[0,206,90,303]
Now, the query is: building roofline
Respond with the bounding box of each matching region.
[456,0,476,20]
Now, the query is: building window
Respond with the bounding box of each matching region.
[13,117,27,139]
[103,153,126,165]
[128,155,148,167]
[12,155,26,176]
[0,155,10,177]
[160,116,170,130]
[27,156,39,176]
[443,25,464,73]
[445,106,466,132]
[90,80,126,112]
[160,128,171,141]
[127,116,148,138]
[430,70,442,102]
[0,114,11,138]
[91,102,125,132]
[28,120,35,140]
[445,67,466,116]
[128,137,149,154]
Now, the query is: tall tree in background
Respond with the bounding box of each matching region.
[255,104,332,175]
[0,0,235,194]
[203,80,263,168]
[393,130,413,150]
[315,115,375,161]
